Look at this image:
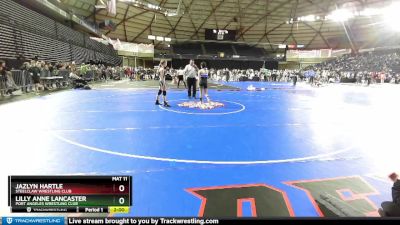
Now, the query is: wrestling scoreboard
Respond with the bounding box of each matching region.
[8,176,132,213]
[205,29,236,41]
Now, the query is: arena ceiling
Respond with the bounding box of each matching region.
[56,0,393,51]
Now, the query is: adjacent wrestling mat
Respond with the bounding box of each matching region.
[0,81,399,217]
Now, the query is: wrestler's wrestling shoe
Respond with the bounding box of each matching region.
[155,100,161,105]
[205,95,210,102]
[164,102,171,107]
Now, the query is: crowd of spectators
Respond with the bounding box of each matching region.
[3,49,400,97]
[166,50,400,85]
[166,67,300,83]
[0,58,130,96]
[124,67,157,81]
[164,50,400,86]
[304,50,400,85]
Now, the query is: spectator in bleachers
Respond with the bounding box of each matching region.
[20,62,33,92]
[55,61,63,70]
[124,67,132,80]
[5,70,18,95]
[28,61,41,94]
[42,62,53,90]
[176,67,186,88]
[113,66,122,80]
[69,68,90,90]
[48,63,54,75]
[292,73,298,86]
[0,61,7,96]
[100,65,107,80]
[69,62,77,73]
[224,68,230,82]
[106,66,113,80]
[0,61,18,95]
[20,62,30,70]
[80,63,89,78]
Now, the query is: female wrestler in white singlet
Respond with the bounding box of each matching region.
[155,60,171,107]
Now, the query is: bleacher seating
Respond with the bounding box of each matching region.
[72,45,95,64]
[172,58,265,70]
[173,43,203,55]
[235,44,265,57]
[204,43,234,56]
[87,38,106,53]
[85,38,115,56]
[0,0,57,38]
[20,29,71,63]
[0,21,17,59]
[56,23,85,46]
[172,42,267,60]
[0,0,120,65]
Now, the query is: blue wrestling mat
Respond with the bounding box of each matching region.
[1,82,398,217]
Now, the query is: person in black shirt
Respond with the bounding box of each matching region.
[56,62,62,70]
[225,69,230,82]
[0,61,18,95]
[292,73,298,86]
[20,62,32,93]
[0,61,7,96]
[176,67,186,88]
[395,74,399,84]
[365,73,371,86]
[28,61,41,93]
[379,173,400,217]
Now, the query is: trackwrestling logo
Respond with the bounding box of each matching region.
[2,217,65,225]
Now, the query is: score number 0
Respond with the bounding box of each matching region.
[118,184,125,205]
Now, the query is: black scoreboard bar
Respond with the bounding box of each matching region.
[8,176,132,213]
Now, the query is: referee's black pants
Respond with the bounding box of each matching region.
[187,77,196,98]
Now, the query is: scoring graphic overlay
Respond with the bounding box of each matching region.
[8,176,132,213]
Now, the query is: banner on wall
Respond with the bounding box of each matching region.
[286,49,352,60]
[91,37,154,57]
[331,49,352,57]
[137,44,154,57]
[286,50,321,59]
[286,49,337,60]
[115,41,154,57]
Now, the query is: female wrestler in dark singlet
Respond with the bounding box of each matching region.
[198,62,210,103]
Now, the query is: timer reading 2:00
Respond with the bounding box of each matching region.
[109,206,130,214]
